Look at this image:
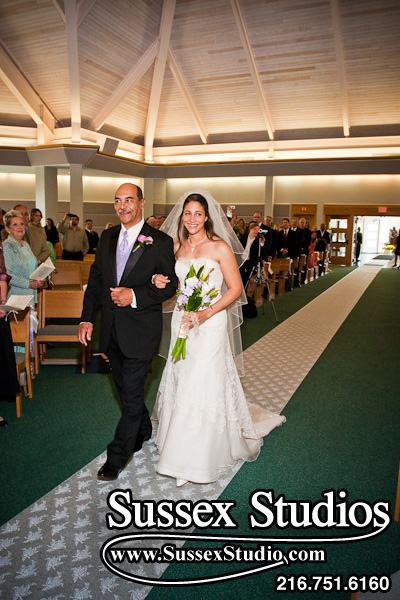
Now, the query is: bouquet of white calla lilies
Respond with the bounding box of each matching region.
[171,260,219,360]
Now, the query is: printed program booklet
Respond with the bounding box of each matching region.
[0,294,33,313]
[29,257,56,280]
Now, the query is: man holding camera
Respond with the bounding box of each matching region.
[57,212,89,260]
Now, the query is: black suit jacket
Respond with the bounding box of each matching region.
[81,222,178,360]
[277,228,299,259]
[298,227,312,255]
[85,229,99,254]
[315,230,331,251]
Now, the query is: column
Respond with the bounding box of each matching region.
[264,176,275,220]
[69,164,83,219]
[35,166,58,220]
[143,178,167,217]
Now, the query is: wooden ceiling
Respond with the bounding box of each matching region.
[0,0,399,165]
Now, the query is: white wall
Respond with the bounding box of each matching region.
[274,174,400,205]
[166,177,267,206]
[2,172,400,219]
[57,175,143,203]
[0,173,36,202]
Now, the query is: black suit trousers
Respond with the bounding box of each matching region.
[106,324,153,468]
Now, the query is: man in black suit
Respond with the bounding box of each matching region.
[85,219,99,254]
[316,223,331,275]
[277,218,298,259]
[78,183,178,481]
[276,218,300,290]
[297,217,312,283]
[263,215,277,260]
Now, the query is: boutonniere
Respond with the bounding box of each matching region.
[132,234,154,253]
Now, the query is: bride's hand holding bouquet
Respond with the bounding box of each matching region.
[171,260,219,360]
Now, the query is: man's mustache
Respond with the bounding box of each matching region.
[118,209,131,215]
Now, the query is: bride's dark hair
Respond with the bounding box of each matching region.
[176,193,217,251]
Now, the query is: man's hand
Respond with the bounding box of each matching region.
[78,322,93,346]
[152,274,170,289]
[110,287,133,307]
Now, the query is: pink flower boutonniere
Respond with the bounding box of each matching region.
[132,234,154,253]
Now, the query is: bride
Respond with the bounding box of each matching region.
[152,190,285,486]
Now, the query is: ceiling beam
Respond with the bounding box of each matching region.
[77,0,97,27]
[51,0,65,23]
[144,0,176,162]
[64,0,81,141]
[87,39,159,131]
[230,0,275,141]
[51,0,97,27]
[0,43,54,143]
[330,0,350,137]
[167,48,208,144]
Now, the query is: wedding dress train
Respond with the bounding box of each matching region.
[152,257,285,484]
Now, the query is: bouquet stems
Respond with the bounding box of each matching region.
[171,336,186,360]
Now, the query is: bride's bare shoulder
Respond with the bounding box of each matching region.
[211,237,231,252]
[206,237,232,261]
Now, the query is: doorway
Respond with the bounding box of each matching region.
[327,216,353,265]
[354,216,400,264]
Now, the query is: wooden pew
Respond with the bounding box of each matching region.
[268,258,292,295]
[55,259,92,285]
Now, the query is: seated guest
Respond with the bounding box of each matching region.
[29,208,51,264]
[85,219,99,254]
[45,218,60,246]
[2,211,44,303]
[57,212,89,260]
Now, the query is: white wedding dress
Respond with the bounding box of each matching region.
[153,257,285,484]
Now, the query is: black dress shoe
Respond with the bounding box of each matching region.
[97,462,122,481]
[134,432,152,453]
[0,418,8,428]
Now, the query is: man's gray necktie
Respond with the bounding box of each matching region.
[116,230,129,283]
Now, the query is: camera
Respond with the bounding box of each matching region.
[258,228,267,237]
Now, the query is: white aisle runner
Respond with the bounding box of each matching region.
[0,266,381,600]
